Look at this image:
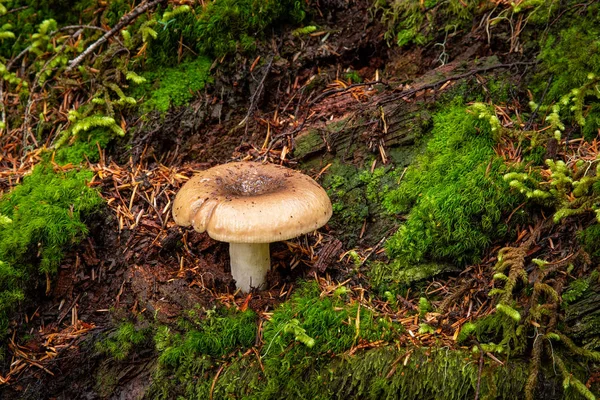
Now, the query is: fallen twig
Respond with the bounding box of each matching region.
[240,55,274,135]
[66,0,167,72]
[358,226,398,268]
[474,342,484,400]
[378,61,538,106]
[209,363,227,400]
[525,75,552,131]
[292,80,385,135]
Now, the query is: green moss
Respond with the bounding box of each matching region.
[148,307,256,398]
[344,70,362,84]
[134,57,212,113]
[578,224,600,260]
[530,4,600,140]
[167,344,531,400]
[321,160,400,246]
[463,311,524,356]
[562,271,599,307]
[0,163,102,338]
[0,260,24,337]
[95,362,119,399]
[375,0,481,48]
[535,10,600,103]
[158,308,257,364]
[103,0,132,26]
[322,161,369,240]
[150,281,403,399]
[382,103,521,278]
[370,261,458,289]
[96,321,151,361]
[54,128,111,165]
[0,0,97,57]
[521,143,546,165]
[193,0,305,57]
[486,76,516,104]
[261,282,399,358]
[564,280,600,351]
[294,129,324,159]
[147,0,306,64]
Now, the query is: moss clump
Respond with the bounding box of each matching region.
[157,308,257,363]
[382,103,521,279]
[534,8,600,103]
[344,70,362,84]
[54,128,111,165]
[95,321,151,361]
[148,0,306,64]
[0,163,102,337]
[190,0,305,57]
[134,57,212,113]
[180,345,530,400]
[150,282,402,398]
[374,0,481,48]
[261,282,398,358]
[459,311,523,356]
[149,307,257,398]
[578,224,600,260]
[529,4,600,140]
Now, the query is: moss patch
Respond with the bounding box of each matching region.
[321,160,400,246]
[294,129,325,159]
[54,128,111,165]
[379,102,522,285]
[534,7,600,102]
[147,0,306,64]
[149,282,403,398]
[0,164,102,338]
[133,57,212,113]
[374,0,480,48]
[578,224,600,260]
[96,321,152,361]
[158,343,533,400]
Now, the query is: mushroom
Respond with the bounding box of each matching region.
[172,162,332,292]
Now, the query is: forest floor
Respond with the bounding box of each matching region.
[1,1,600,399]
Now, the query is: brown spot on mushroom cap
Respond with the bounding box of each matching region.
[172,162,332,243]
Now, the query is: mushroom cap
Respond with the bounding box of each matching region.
[172,162,332,243]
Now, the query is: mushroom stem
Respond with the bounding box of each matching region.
[229,242,270,292]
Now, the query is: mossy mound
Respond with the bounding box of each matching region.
[149,282,402,398]
[54,128,111,165]
[0,163,102,338]
[374,102,522,286]
[153,341,535,399]
[146,0,306,64]
[133,57,213,113]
